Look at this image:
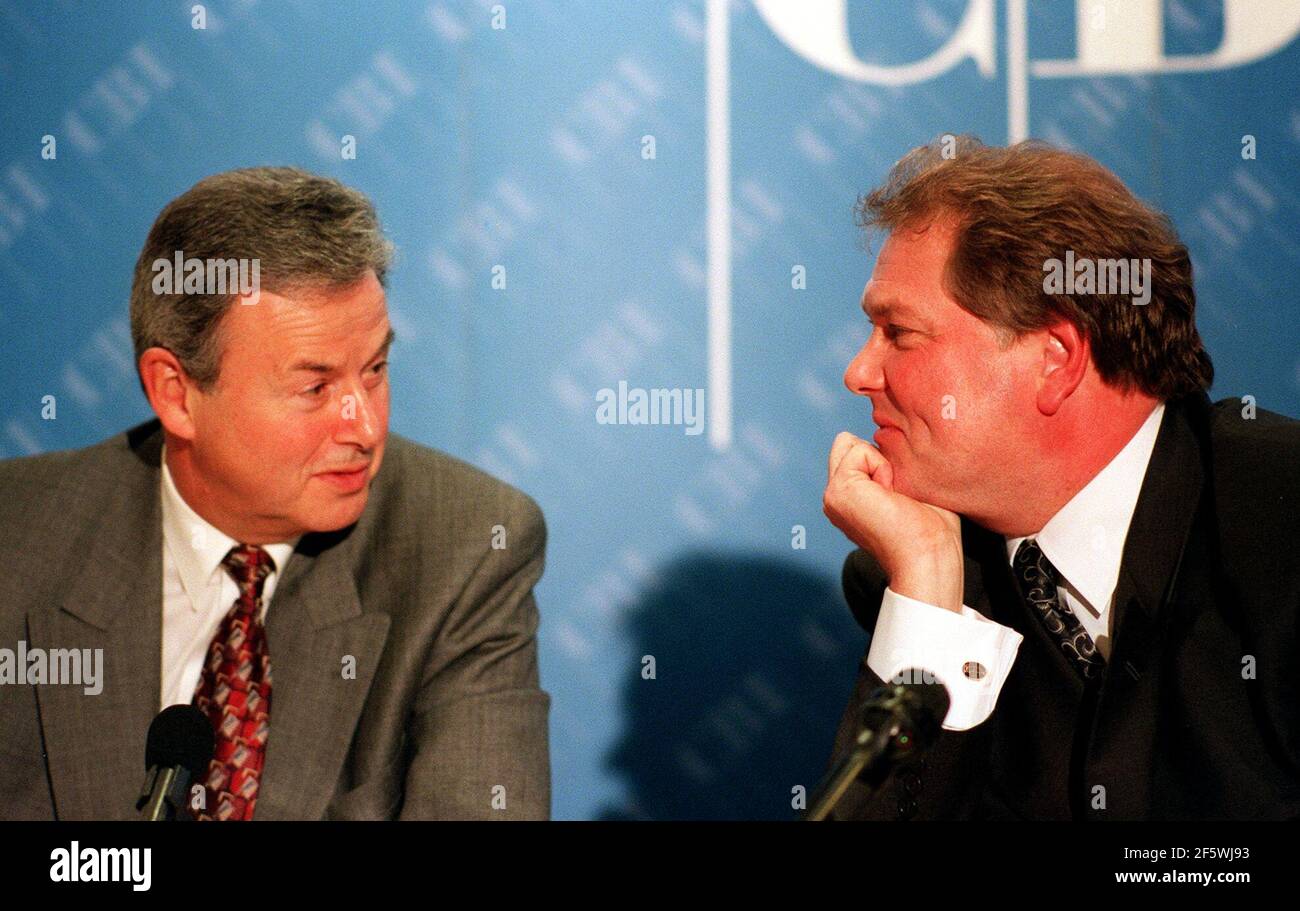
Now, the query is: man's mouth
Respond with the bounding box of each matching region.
[316,464,370,493]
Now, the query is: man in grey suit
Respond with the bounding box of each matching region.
[0,167,550,820]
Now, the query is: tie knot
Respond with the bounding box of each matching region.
[1008,535,1060,587]
[1014,537,1040,562]
[221,544,274,604]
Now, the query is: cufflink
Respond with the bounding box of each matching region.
[962,661,987,680]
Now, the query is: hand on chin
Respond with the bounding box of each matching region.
[823,432,964,613]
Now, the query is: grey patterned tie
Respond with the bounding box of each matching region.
[1012,539,1105,681]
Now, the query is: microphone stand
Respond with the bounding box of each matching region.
[803,713,903,821]
[803,678,947,821]
[137,765,196,821]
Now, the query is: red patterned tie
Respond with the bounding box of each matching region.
[191,544,274,821]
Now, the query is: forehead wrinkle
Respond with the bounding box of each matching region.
[862,285,936,333]
[283,324,394,377]
[862,284,911,319]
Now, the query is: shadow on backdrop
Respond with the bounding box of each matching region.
[599,552,868,820]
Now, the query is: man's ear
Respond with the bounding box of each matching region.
[138,347,202,441]
[1036,320,1088,416]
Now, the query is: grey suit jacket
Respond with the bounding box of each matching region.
[0,418,550,820]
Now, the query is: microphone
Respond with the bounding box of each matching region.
[136,705,215,821]
[803,671,950,820]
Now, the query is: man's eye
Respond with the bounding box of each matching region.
[370,361,388,374]
[303,383,327,397]
[881,324,911,341]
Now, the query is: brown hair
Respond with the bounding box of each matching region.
[130,166,393,393]
[857,135,1213,399]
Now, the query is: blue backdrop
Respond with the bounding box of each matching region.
[2,0,1297,819]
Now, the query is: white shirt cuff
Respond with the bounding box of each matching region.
[865,586,1023,731]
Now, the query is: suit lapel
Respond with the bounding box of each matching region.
[1079,394,1210,817]
[1105,393,1208,672]
[255,531,390,820]
[31,424,163,820]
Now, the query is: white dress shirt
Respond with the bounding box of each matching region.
[866,403,1166,731]
[159,443,299,710]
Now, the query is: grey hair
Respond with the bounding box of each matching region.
[129,166,394,394]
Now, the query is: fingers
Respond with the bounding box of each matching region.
[872,449,894,490]
[830,433,893,490]
[828,431,859,482]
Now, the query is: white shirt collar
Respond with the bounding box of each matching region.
[1005,402,1166,617]
[160,442,299,610]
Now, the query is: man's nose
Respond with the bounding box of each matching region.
[843,331,886,396]
[335,381,383,450]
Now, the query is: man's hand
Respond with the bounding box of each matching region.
[823,431,964,613]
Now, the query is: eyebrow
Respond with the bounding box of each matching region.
[860,288,931,329]
[862,298,916,322]
[286,326,396,375]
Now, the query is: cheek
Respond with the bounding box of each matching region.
[296,414,344,469]
[945,352,1020,450]
[887,352,948,426]
[883,353,919,404]
[201,395,263,468]
[895,350,997,460]
[246,405,329,481]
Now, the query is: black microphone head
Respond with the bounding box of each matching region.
[145,705,215,775]
[861,670,952,754]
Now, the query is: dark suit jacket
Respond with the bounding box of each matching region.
[826,392,1300,820]
[0,419,550,819]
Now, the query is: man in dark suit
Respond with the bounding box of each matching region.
[0,167,550,820]
[821,137,1299,820]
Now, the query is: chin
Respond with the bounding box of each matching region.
[303,496,370,533]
